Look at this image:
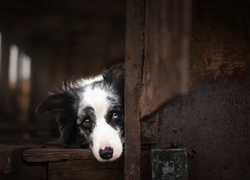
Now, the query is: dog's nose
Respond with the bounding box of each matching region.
[99,146,113,160]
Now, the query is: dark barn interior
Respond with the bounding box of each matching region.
[0,0,126,144]
[0,0,250,180]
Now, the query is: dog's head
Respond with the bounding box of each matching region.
[37,64,124,162]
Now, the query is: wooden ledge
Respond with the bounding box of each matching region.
[23,148,94,163]
[23,146,124,179]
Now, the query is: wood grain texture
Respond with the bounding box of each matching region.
[0,144,47,179]
[125,0,144,179]
[23,148,94,162]
[140,0,191,118]
[0,144,26,174]
[49,159,123,180]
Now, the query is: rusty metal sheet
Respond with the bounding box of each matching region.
[140,0,192,118]
[158,75,250,179]
[189,0,250,89]
[156,1,250,179]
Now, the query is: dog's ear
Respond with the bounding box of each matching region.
[103,63,124,80]
[36,92,61,114]
[36,85,80,146]
[36,91,74,114]
[37,81,78,114]
[37,80,80,113]
[103,63,124,95]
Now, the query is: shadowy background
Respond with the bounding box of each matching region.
[0,0,125,144]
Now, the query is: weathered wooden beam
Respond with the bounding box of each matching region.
[49,159,124,180]
[23,148,93,162]
[0,144,26,174]
[0,144,47,179]
[125,0,144,179]
[140,0,192,118]
[23,146,124,179]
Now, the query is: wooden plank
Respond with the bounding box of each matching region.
[23,148,93,162]
[0,144,26,174]
[125,0,144,179]
[0,144,47,179]
[140,0,191,118]
[0,163,47,180]
[49,159,124,180]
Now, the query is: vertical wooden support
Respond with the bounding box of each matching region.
[125,0,191,178]
[125,0,144,179]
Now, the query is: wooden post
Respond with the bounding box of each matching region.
[125,0,144,179]
[125,0,191,179]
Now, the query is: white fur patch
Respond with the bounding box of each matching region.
[76,75,103,87]
[78,85,122,162]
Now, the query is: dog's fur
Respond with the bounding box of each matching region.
[37,63,124,162]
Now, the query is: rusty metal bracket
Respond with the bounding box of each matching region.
[141,114,159,144]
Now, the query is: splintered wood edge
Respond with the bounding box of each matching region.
[22,148,94,162]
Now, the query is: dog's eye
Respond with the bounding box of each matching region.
[83,117,92,127]
[112,112,119,120]
[111,112,122,121]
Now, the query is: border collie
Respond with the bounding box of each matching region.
[37,63,124,162]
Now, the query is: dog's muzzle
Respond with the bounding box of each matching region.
[92,120,123,162]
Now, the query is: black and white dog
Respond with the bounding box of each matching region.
[37,63,124,162]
